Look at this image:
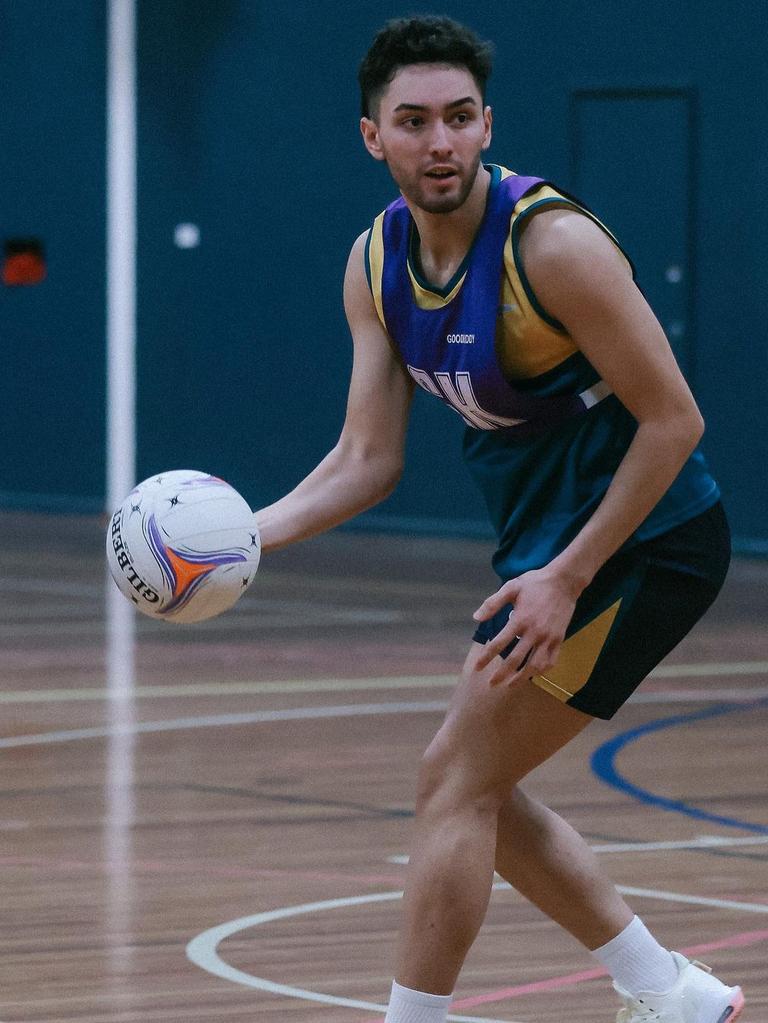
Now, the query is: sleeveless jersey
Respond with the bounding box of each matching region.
[365,164,720,580]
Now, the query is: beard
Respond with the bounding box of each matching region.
[390,150,483,215]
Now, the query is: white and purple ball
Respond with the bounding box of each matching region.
[106,470,261,624]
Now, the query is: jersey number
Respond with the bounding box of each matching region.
[407,365,525,430]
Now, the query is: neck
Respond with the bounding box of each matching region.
[406,164,492,277]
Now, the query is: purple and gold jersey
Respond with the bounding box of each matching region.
[371,171,607,437]
[364,164,720,580]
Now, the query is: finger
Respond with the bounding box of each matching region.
[475,605,520,670]
[528,641,560,678]
[503,643,560,688]
[503,662,540,688]
[475,621,521,671]
[472,583,518,622]
[488,640,534,686]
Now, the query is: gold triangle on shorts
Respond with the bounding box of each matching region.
[534,597,622,702]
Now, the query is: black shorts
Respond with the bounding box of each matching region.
[472,501,732,719]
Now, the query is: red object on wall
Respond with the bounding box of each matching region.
[3,239,46,285]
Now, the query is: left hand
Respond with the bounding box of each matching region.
[472,567,582,687]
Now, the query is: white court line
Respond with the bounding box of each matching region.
[389,833,768,863]
[1,661,767,705]
[1,666,764,1013]
[186,882,768,1018]
[186,890,516,1023]
[591,835,768,853]
[0,702,451,750]
[614,885,768,914]
[2,682,768,749]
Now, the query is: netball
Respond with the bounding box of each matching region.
[106,470,261,624]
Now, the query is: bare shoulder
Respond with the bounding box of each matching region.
[518,207,633,307]
[515,206,698,427]
[346,229,369,273]
[344,230,370,293]
[519,206,623,262]
[343,230,384,333]
[343,229,378,326]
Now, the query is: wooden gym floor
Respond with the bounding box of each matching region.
[0,508,766,1022]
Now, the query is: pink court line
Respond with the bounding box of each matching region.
[448,928,768,1010]
[360,929,768,1018]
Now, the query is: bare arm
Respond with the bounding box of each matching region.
[475,209,706,682]
[255,232,413,553]
[528,209,705,587]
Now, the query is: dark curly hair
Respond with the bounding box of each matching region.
[358,15,494,119]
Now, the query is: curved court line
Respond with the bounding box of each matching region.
[5,685,766,1014]
[591,699,768,834]
[186,882,768,1017]
[6,677,766,1014]
[186,889,514,1023]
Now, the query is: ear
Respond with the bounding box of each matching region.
[360,117,387,162]
[481,105,493,151]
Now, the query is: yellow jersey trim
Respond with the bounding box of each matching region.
[363,166,633,381]
[406,264,467,308]
[368,212,386,326]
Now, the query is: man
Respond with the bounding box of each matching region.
[255,15,741,1023]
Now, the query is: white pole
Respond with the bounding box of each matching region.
[106,0,136,510]
[105,0,137,970]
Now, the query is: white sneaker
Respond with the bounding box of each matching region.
[614,951,744,1023]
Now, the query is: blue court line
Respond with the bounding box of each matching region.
[590,698,768,834]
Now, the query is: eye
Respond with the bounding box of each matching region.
[453,111,471,124]
[403,116,423,128]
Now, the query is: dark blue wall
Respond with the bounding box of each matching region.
[0,0,106,511]
[3,1,766,551]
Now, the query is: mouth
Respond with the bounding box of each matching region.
[425,168,458,180]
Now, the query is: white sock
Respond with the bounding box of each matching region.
[384,980,452,1023]
[591,915,679,996]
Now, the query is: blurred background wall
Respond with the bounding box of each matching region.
[1,0,766,551]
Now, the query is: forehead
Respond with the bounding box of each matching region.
[379,63,481,112]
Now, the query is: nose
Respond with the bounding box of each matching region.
[429,119,453,157]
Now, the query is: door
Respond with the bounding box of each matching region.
[570,90,695,378]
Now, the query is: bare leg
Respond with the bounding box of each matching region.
[495,786,633,949]
[394,643,595,994]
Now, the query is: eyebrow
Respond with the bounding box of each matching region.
[393,96,478,113]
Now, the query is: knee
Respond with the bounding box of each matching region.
[414,729,505,819]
